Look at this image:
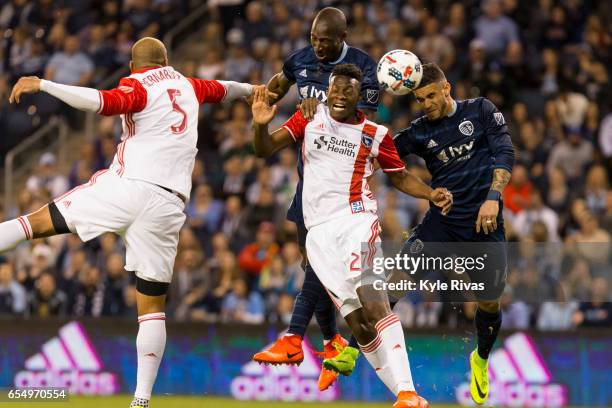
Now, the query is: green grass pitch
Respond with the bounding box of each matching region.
[20,395,462,408]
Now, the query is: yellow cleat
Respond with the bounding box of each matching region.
[470,349,489,405]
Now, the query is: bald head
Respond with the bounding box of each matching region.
[312,7,347,37]
[310,7,347,62]
[131,37,168,71]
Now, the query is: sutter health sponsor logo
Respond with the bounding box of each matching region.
[314,136,357,158]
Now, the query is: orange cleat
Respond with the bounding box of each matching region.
[318,334,348,391]
[393,391,429,408]
[252,335,304,365]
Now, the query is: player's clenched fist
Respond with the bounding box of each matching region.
[430,187,453,215]
[9,76,41,104]
[251,85,278,125]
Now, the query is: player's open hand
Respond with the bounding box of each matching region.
[430,187,452,215]
[9,76,41,104]
[298,97,319,121]
[476,199,499,234]
[246,87,278,106]
[251,85,278,125]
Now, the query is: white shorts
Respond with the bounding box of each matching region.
[54,169,186,283]
[306,212,382,317]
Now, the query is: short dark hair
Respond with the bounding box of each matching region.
[331,63,363,83]
[416,63,446,89]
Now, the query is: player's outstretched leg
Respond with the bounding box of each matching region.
[0,203,67,252]
[131,279,169,408]
[470,302,502,405]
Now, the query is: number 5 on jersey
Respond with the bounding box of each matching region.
[167,89,187,134]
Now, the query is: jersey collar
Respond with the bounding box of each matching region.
[131,65,163,74]
[328,108,365,125]
[329,42,349,65]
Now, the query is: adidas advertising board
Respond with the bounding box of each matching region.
[0,321,609,406]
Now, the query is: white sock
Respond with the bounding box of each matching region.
[0,217,32,252]
[359,334,396,393]
[375,313,415,394]
[134,312,166,401]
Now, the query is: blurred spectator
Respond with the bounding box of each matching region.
[220,195,250,251]
[503,164,532,214]
[513,188,560,241]
[0,259,27,315]
[554,86,589,129]
[186,184,224,243]
[224,29,256,82]
[499,286,530,329]
[44,35,93,86]
[221,278,264,324]
[102,253,128,316]
[473,0,520,60]
[27,272,67,317]
[546,128,593,185]
[239,1,273,49]
[238,222,279,289]
[125,0,159,36]
[537,282,578,330]
[546,167,570,215]
[415,16,454,71]
[25,153,69,199]
[583,165,609,216]
[72,266,104,317]
[572,277,611,327]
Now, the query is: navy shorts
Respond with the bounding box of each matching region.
[401,210,508,301]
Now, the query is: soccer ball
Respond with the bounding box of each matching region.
[376,50,423,95]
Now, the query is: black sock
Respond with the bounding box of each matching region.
[314,278,338,340]
[287,264,320,337]
[474,307,501,360]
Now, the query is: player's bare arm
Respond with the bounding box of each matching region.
[299,97,319,120]
[476,168,511,235]
[266,71,294,104]
[387,169,453,215]
[252,86,294,157]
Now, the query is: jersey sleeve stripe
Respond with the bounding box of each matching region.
[96,91,104,114]
[282,125,297,141]
[382,166,405,173]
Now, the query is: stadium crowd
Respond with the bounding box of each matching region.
[0,0,610,330]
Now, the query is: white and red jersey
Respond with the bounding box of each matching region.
[97,65,227,199]
[283,105,406,229]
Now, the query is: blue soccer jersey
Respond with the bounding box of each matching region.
[283,43,380,229]
[394,98,515,227]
